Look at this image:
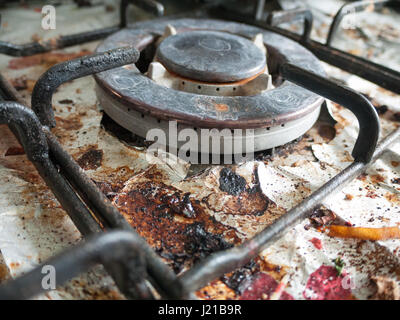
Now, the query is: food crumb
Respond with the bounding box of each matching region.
[344,194,354,201]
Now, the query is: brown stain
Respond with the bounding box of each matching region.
[0,263,10,283]
[385,192,400,205]
[317,124,336,141]
[66,279,122,300]
[344,194,354,201]
[113,180,241,273]
[5,146,25,156]
[206,167,274,216]
[75,146,103,170]
[54,114,83,131]
[93,165,137,190]
[370,276,400,300]
[9,76,36,93]
[93,180,124,200]
[370,174,385,184]
[204,188,272,216]
[391,161,399,168]
[9,262,20,269]
[196,280,237,300]
[0,125,43,184]
[357,173,367,181]
[0,125,21,154]
[8,51,92,70]
[257,258,288,281]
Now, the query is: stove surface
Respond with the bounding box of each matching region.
[0,0,399,300]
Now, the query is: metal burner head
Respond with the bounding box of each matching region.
[155,30,267,83]
[94,18,326,158]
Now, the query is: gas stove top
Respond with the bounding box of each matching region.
[0,0,399,301]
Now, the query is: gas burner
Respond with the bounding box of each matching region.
[149,27,273,97]
[94,18,325,156]
[155,29,267,83]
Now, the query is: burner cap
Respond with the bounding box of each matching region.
[156,30,266,83]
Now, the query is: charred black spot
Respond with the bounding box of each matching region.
[184,222,232,261]
[101,113,150,148]
[254,135,304,161]
[58,99,74,105]
[307,206,349,228]
[219,167,246,196]
[221,260,258,293]
[76,148,103,170]
[156,249,190,274]
[309,207,337,227]
[161,192,196,218]
[391,178,400,184]
[375,105,388,115]
[93,180,122,200]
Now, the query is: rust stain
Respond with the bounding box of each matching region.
[0,263,10,283]
[93,165,137,189]
[370,276,400,300]
[391,161,399,168]
[9,262,20,269]
[206,167,274,216]
[197,280,237,300]
[67,279,122,300]
[8,51,91,70]
[113,180,241,273]
[214,103,229,112]
[4,146,25,156]
[317,124,336,141]
[344,194,354,201]
[54,114,83,131]
[385,192,400,205]
[370,174,385,184]
[257,259,288,281]
[9,76,36,93]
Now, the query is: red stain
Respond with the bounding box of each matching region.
[310,237,322,250]
[239,273,294,300]
[303,265,352,300]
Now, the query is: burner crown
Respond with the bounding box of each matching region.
[155,30,267,83]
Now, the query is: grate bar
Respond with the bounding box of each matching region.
[31,47,139,128]
[0,0,164,57]
[326,0,397,46]
[265,8,313,42]
[213,6,400,94]
[0,231,149,300]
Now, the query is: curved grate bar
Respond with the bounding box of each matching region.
[31,46,139,128]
